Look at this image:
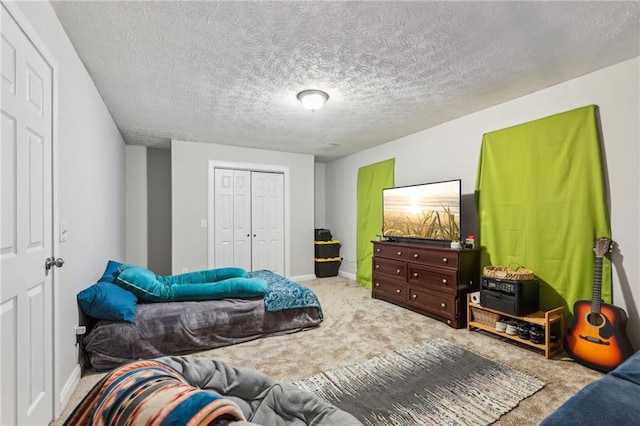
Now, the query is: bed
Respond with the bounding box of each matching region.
[82,270,323,371]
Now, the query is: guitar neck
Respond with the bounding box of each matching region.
[591,257,603,313]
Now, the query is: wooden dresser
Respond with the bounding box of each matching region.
[372,240,480,328]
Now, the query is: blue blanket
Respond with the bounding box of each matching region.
[250,270,323,319]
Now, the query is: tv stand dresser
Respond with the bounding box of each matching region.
[372,240,480,328]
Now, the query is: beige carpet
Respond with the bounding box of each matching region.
[51,276,602,425]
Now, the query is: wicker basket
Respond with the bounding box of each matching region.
[483,262,535,281]
[471,307,500,327]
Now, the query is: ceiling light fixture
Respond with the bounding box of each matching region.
[297,89,329,111]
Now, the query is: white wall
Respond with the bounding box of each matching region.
[323,57,640,349]
[171,139,315,279]
[125,145,147,266]
[13,1,127,418]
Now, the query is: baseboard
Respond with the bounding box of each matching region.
[339,270,356,281]
[290,273,316,282]
[57,360,83,417]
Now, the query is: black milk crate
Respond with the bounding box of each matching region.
[314,240,341,258]
[314,228,333,241]
[315,257,341,278]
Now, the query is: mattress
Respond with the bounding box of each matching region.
[84,271,322,371]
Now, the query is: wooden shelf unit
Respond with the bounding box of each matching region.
[467,294,565,359]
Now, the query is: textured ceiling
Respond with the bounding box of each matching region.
[51,1,640,163]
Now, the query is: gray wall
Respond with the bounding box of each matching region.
[171,139,315,279]
[322,57,640,349]
[314,163,327,228]
[13,1,126,416]
[147,148,172,275]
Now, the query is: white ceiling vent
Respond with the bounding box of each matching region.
[320,143,340,150]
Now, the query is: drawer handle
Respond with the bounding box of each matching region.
[440,302,446,308]
[396,269,401,274]
[413,272,418,278]
[375,282,380,287]
[376,248,381,252]
[442,278,447,284]
[397,251,403,256]
[442,257,448,263]
[413,253,419,258]
[396,289,401,293]
[375,264,380,269]
[412,294,417,299]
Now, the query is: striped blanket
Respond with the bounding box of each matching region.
[64,360,245,425]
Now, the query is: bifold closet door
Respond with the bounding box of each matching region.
[251,172,284,274]
[213,168,251,270]
[213,169,284,273]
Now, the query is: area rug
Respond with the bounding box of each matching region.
[294,339,545,426]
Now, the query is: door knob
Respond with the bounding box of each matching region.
[45,257,65,270]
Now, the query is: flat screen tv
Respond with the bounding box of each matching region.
[382,179,461,243]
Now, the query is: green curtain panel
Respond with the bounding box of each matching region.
[356,159,395,288]
[475,105,611,320]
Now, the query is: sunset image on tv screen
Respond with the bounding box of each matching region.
[383,180,460,241]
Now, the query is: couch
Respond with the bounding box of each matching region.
[541,350,640,425]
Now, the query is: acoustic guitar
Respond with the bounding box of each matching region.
[564,237,634,372]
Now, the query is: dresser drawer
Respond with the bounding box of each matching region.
[408,264,458,295]
[407,287,456,320]
[372,257,407,280]
[373,243,410,261]
[406,246,459,269]
[372,275,406,303]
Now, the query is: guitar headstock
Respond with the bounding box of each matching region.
[593,237,613,258]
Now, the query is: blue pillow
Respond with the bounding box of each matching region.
[100,260,124,284]
[117,265,170,302]
[170,277,268,301]
[116,265,266,302]
[77,282,137,322]
[164,267,248,285]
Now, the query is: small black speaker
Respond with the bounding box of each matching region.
[480,277,539,316]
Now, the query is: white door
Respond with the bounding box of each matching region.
[1,4,54,425]
[213,168,251,270]
[212,168,284,273]
[251,172,284,274]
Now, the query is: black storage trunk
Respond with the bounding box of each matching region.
[315,257,341,277]
[314,240,341,258]
[314,228,333,241]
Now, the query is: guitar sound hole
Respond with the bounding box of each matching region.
[586,312,605,327]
